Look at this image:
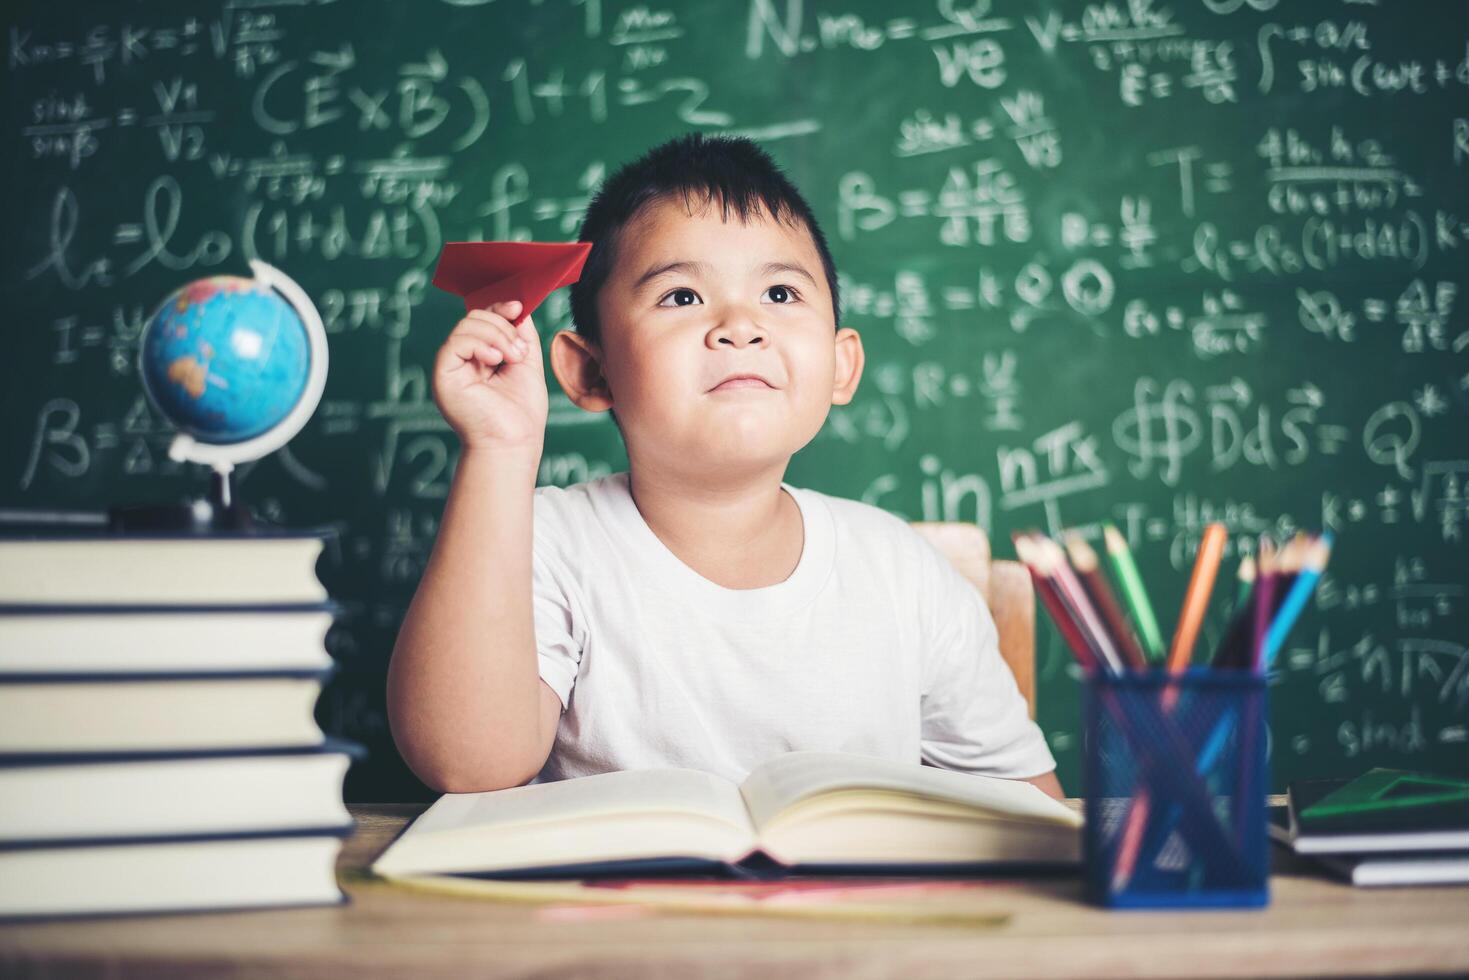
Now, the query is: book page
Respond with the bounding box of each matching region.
[373,767,757,876]
[409,767,753,837]
[738,751,1080,832]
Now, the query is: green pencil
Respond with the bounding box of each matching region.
[1234,553,1256,612]
[1101,524,1165,663]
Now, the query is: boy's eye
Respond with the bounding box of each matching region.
[659,288,700,308]
[655,285,803,307]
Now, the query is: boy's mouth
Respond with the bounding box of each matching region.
[709,373,776,392]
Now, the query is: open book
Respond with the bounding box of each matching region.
[372,751,1083,879]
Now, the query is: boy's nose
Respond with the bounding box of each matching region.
[708,314,767,348]
[717,331,765,347]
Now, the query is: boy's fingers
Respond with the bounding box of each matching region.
[451,303,538,368]
[471,342,506,368]
[516,314,539,344]
[468,299,522,324]
[454,318,526,356]
[444,335,503,368]
[465,308,516,333]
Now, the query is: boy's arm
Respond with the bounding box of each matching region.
[916,532,1059,782]
[1021,770,1065,801]
[387,449,558,793]
[388,298,561,794]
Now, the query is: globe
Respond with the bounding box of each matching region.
[139,275,312,445]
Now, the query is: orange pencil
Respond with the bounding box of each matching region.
[1165,522,1228,672]
[1117,521,1228,891]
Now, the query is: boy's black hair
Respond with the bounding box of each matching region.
[568,133,842,350]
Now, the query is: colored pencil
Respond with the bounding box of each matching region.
[1165,522,1228,673]
[1277,532,1309,593]
[1235,533,1301,847]
[1281,532,1309,570]
[1036,535,1125,674]
[1262,533,1333,669]
[1211,602,1252,669]
[1121,521,1226,887]
[1233,532,1306,858]
[1250,538,1278,672]
[1234,554,1256,611]
[1141,535,1331,880]
[1115,528,1335,892]
[1210,554,1257,668]
[1110,790,1152,893]
[1013,533,1102,673]
[1024,532,1109,668]
[1101,525,1165,663]
[1064,533,1149,671]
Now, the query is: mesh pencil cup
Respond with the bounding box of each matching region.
[1081,668,1270,909]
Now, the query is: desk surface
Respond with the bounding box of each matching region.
[2,803,1467,979]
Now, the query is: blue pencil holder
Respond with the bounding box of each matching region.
[1082,668,1270,909]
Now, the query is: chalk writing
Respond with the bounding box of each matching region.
[4,0,1465,798]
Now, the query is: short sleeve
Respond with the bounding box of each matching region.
[531,501,585,711]
[916,536,1056,779]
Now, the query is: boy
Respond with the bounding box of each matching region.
[386,133,1062,800]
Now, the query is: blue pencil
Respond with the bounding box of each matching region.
[1138,533,1336,876]
[1261,533,1333,669]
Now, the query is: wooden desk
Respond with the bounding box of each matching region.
[2,803,1466,978]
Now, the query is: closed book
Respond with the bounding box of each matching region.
[0,831,351,920]
[1279,772,1469,855]
[0,531,329,607]
[372,751,1083,881]
[0,741,361,844]
[0,604,336,674]
[1314,851,1469,887]
[0,670,331,753]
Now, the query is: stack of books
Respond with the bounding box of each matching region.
[0,526,361,919]
[1269,769,1469,887]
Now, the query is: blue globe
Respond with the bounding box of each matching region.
[139,276,311,444]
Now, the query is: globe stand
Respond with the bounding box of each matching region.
[108,466,257,533]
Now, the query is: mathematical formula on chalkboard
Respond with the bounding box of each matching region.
[5,0,1467,799]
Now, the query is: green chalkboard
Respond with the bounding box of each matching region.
[4,0,1467,801]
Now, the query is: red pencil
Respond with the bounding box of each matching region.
[1064,532,1148,671]
[1035,535,1125,674]
[1014,533,1102,674]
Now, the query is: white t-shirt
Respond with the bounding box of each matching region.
[530,472,1055,784]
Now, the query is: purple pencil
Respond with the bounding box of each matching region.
[1250,538,1277,673]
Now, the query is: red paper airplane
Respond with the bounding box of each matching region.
[432,241,593,325]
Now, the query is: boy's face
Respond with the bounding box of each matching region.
[552,196,863,483]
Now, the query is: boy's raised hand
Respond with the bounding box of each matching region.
[432,300,547,456]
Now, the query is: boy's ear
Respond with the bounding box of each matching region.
[549,330,614,412]
[830,326,864,406]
